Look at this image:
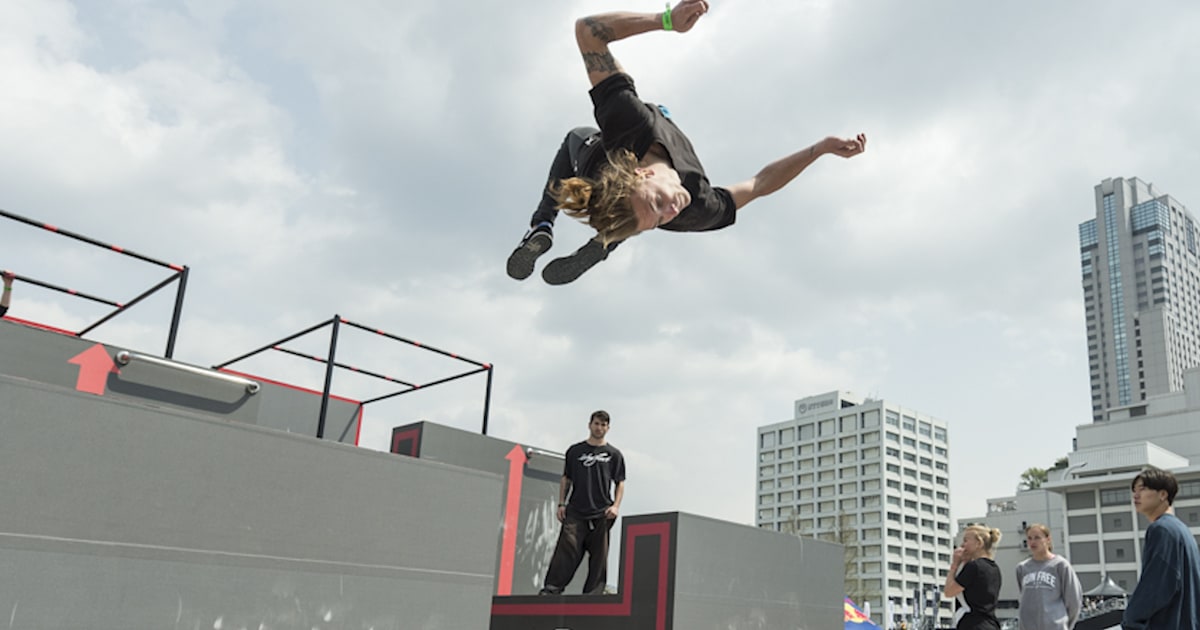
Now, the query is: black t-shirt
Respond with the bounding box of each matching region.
[587,73,736,233]
[563,441,626,519]
[954,558,1001,630]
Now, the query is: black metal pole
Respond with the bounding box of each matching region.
[77,272,181,338]
[164,266,189,359]
[481,365,494,435]
[359,366,489,405]
[0,272,121,307]
[271,345,417,387]
[212,318,335,369]
[316,316,341,440]
[341,318,489,368]
[0,207,183,270]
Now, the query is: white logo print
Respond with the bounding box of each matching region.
[578,452,612,467]
[1022,571,1057,589]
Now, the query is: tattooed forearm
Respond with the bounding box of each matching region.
[581,17,616,43]
[582,51,619,73]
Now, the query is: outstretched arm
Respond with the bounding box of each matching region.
[575,0,709,87]
[724,133,867,210]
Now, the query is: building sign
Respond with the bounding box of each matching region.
[795,395,836,417]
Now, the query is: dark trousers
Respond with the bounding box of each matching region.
[530,127,600,227]
[541,513,615,595]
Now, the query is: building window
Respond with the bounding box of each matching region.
[1100,488,1128,506]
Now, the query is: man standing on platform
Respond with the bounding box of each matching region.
[540,410,626,595]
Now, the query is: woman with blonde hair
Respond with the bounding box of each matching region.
[505,0,866,285]
[944,524,1002,630]
[1015,524,1082,629]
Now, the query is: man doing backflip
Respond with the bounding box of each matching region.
[540,410,626,595]
[507,0,867,285]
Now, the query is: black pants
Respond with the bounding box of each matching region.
[530,127,600,227]
[541,513,615,595]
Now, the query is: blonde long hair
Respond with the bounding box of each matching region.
[963,524,1002,559]
[552,148,643,246]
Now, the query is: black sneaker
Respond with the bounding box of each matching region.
[506,227,554,280]
[542,239,608,285]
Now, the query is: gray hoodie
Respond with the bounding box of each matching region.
[1015,554,1082,630]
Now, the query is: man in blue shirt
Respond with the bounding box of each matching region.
[1122,466,1200,629]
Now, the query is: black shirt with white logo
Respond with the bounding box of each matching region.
[563,441,626,519]
[588,73,737,233]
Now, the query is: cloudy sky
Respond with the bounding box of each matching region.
[3,0,1199,537]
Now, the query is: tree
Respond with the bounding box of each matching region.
[1018,466,1048,490]
[1049,456,1069,471]
[786,511,881,614]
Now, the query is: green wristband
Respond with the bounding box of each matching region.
[662,3,673,31]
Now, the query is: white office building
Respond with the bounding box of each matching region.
[757,391,953,628]
[1079,176,1200,422]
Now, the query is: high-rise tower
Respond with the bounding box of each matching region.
[1079,177,1200,422]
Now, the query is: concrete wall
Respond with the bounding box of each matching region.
[490,512,844,630]
[672,512,843,630]
[391,421,579,595]
[0,318,361,443]
[0,371,504,630]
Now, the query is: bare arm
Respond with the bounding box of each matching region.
[724,134,867,210]
[606,480,625,518]
[575,0,709,87]
[942,548,965,598]
[1,271,14,313]
[556,475,572,522]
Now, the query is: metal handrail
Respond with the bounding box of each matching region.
[525,447,565,461]
[115,351,260,394]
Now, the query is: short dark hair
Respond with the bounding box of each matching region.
[590,410,611,424]
[1132,466,1179,505]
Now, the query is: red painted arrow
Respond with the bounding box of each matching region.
[496,444,528,595]
[67,344,119,396]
